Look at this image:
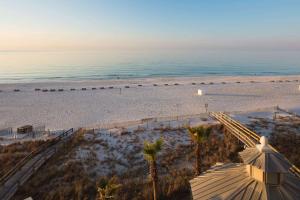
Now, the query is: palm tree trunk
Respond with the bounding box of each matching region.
[196,143,201,175]
[150,160,158,200]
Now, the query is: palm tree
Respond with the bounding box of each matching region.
[188,126,212,175]
[143,138,163,200]
[97,176,121,200]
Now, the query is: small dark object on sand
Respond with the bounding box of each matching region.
[236,81,241,83]
[70,88,76,91]
[153,84,158,86]
[164,83,169,86]
[50,89,56,92]
[125,86,130,88]
[271,80,275,82]
[174,83,179,85]
[42,89,48,92]
[209,82,214,85]
[14,89,20,92]
[17,125,33,134]
[100,87,105,89]
[138,84,142,87]
[201,82,205,85]
[92,88,97,90]
[192,83,196,85]
[222,82,226,84]
[58,89,64,92]
[82,88,87,90]
[109,86,114,89]
[35,88,41,91]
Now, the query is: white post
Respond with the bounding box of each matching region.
[197,89,203,96]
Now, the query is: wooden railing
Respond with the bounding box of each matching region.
[210,112,258,147]
[0,128,74,200]
[277,107,300,118]
[210,112,300,178]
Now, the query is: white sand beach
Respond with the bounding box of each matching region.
[0,75,300,130]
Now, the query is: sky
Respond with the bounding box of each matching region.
[1,0,300,51]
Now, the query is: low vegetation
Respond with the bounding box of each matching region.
[97,176,121,200]
[12,125,243,200]
[0,140,45,177]
[246,115,300,168]
[269,132,300,167]
[3,114,298,200]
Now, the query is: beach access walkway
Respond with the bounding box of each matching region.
[0,128,76,200]
[210,112,300,178]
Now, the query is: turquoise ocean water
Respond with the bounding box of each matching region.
[1,50,300,83]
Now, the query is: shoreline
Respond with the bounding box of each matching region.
[1,73,300,84]
[0,74,300,88]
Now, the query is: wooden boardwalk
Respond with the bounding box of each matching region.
[0,128,75,200]
[210,112,300,178]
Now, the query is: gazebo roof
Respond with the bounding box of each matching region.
[189,137,300,200]
[239,147,292,173]
[189,163,300,200]
[239,136,292,173]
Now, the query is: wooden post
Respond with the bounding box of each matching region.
[205,103,208,113]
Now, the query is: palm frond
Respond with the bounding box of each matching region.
[187,126,212,144]
[143,138,163,161]
[188,127,197,141]
[97,176,121,200]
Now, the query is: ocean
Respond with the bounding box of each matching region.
[1,50,300,83]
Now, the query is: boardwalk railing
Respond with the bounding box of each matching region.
[210,112,300,178]
[277,107,300,118]
[210,112,259,147]
[0,128,74,200]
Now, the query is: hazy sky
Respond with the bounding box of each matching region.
[1,0,300,51]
